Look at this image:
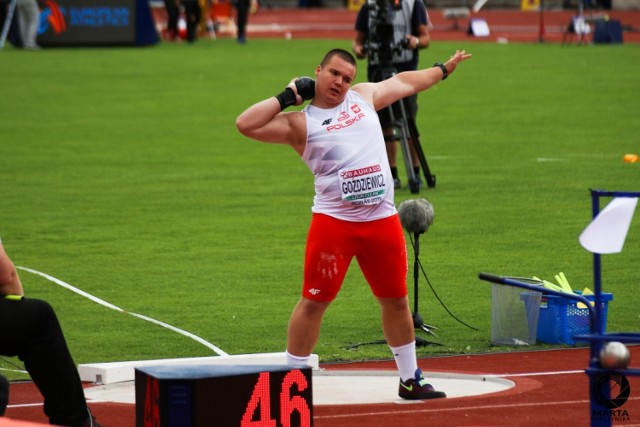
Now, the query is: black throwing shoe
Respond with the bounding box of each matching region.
[398,368,446,400]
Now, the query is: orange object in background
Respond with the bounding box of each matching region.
[209,1,237,37]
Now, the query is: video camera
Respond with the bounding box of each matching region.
[365,0,409,70]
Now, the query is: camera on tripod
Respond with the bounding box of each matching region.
[365,0,411,70]
[361,0,437,193]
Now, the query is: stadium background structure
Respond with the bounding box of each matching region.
[2,5,640,427]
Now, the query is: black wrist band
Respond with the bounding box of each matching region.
[433,63,448,80]
[275,87,296,111]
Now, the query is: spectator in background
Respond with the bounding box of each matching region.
[234,0,250,43]
[163,0,180,41]
[353,0,430,189]
[182,0,201,42]
[15,0,40,49]
[0,239,103,427]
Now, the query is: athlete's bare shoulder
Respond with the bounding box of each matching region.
[351,83,376,106]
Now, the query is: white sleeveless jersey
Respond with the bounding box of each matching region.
[301,90,396,222]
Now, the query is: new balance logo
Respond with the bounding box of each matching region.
[308,288,321,296]
[322,119,332,126]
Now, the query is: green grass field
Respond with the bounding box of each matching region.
[1,38,639,379]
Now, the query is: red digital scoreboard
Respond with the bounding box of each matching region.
[135,364,313,427]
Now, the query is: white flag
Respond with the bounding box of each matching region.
[579,197,638,254]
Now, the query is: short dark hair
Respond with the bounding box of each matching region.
[320,49,357,67]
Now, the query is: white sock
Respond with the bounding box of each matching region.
[390,341,418,382]
[285,350,310,367]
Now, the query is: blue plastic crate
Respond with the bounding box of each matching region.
[537,292,613,345]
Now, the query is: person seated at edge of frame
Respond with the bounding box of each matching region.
[0,237,103,427]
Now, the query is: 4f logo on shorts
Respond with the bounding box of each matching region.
[308,289,321,296]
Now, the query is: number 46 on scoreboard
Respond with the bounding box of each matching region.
[241,370,312,427]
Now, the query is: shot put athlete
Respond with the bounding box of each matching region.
[236,48,470,400]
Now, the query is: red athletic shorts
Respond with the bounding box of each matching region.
[302,213,408,302]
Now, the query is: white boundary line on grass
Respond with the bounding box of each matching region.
[0,367,27,374]
[16,266,229,357]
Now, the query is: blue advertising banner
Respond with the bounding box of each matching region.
[37,0,158,46]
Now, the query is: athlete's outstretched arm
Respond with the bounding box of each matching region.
[362,50,472,112]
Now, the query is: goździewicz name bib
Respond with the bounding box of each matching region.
[339,164,386,205]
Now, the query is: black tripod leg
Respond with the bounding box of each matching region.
[392,100,420,194]
[407,116,436,188]
[375,67,421,193]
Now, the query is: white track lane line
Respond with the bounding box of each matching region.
[6,403,43,409]
[487,369,585,377]
[315,396,640,420]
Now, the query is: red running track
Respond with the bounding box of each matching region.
[243,7,640,44]
[4,346,640,426]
